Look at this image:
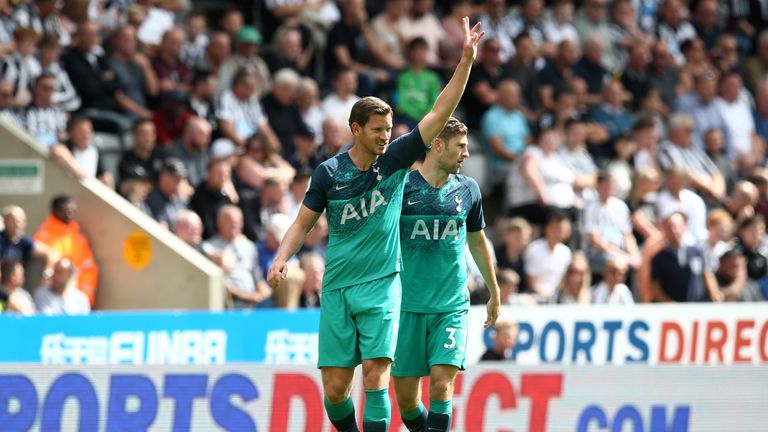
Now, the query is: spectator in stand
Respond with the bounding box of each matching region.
[721,181,760,227]
[142,158,189,229]
[1,27,41,109]
[12,0,70,46]
[481,79,530,184]
[573,0,611,46]
[461,38,507,129]
[369,0,408,72]
[523,210,573,298]
[582,172,641,275]
[152,89,194,148]
[591,81,633,145]
[317,117,351,160]
[107,24,159,123]
[544,0,579,46]
[574,35,610,101]
[716,71,760,170]
[621,43,653,111]
[202,205,272,308]
[558,119,598,200]
[152,27,192,92]
[1,205,57,269]
[715,249,766,302]
[604,136,637,200]
[235,132,296,192]
[62,20,134,134]
[551,251,591,304]
[188,69,219,133]
[218,8,244,39]
[297,77,324,144]
[286,171,312,219]
[195,31,230,76]
[19,72,67,147]
[703,209,735,272]
[262,68,305,157]
[733,216,768,282]
[53,116,114,187]
[218,26,271,98]
[118,119,162,187]
[244,177,289,241]
[503,33,541,118]
[190,158,238,240]
[479,320,518,361]
[538,39,580,111]
[494,217,531,293]
[1,260,35,314]
[753,84,768,145]
[441,0,474,66]
[712,34,741,75]
[702,128,737,192]
[648,40,680,115]
[400,0,449,67]
[679,38,711,85]
[655,0,697,66]
[34,257,90,315]
[606,0,650,72]
[172,209,204,252]
[0,81,21,125]
[135,0,175,47]
[217,68,280,150]
[476,0,515,62]
[34,196,99,306]
[750,168,768,225]
[507,0,552,58]
[181,11,208,68]
[656,166,708,245]
[649,212,722,302]
[628,167,662,245]
[691,0,722,51]
[256,213,292,280]
[394,37,442,128]
[631,116,662,172]
[592,255,633,304]
[37,34,80,113]
[298,251,324,307]
[743,30,768,95]
[506,129,576,225]
[320,67,359,125]
[263,25,314,77]
[166,116,211,187]
[675,71,730,156]
[658,113,725,201]
[289,123,323,173]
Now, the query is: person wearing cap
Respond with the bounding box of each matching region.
[288,122,323,173]
[217,25,270,98]
[142,158,189,229]
[216,67,280,149]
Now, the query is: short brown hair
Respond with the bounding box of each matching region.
[436,117,468,145]
[348,96,392,129]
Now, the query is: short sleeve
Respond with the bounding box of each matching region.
[383,125,426,170]
[302,164,332,213]
[465,178,485,232]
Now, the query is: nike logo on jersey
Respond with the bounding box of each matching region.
[407,199,422,205]
[335,184,350,190]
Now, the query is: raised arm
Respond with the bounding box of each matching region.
[467,229,501,328]
[418,17,484,144]
[267,204,321,287]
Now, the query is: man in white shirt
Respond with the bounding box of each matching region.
[592,255,634,304]
[715,71,759,169]
[523,210,572,298]
[34,257,90,315]
[656,166,708,244]
[321,67,360,125]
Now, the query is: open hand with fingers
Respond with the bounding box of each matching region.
[462,16,485,62]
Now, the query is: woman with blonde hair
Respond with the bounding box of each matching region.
[551,252,592,304]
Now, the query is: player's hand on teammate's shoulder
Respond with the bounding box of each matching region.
[484,296,501,329]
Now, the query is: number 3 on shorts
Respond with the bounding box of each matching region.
[444,327,457,349]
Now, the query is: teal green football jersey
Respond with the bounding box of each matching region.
[303,127,425,291]
[399,171,485,312]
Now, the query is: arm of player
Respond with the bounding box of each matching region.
[467,229,501,328]
[267,205,321,288]
[418,17,484,145]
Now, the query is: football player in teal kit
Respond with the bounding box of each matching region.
[393,118,501,431]
[268,18,485,432]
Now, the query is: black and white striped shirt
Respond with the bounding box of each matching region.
[19,103,68,147]
[12,4,71,46]
[1,53,41,97]
[42,62,80,112]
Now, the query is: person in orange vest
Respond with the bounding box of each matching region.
[33,195,99,306]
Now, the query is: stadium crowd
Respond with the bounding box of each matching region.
[2,0,768,315]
